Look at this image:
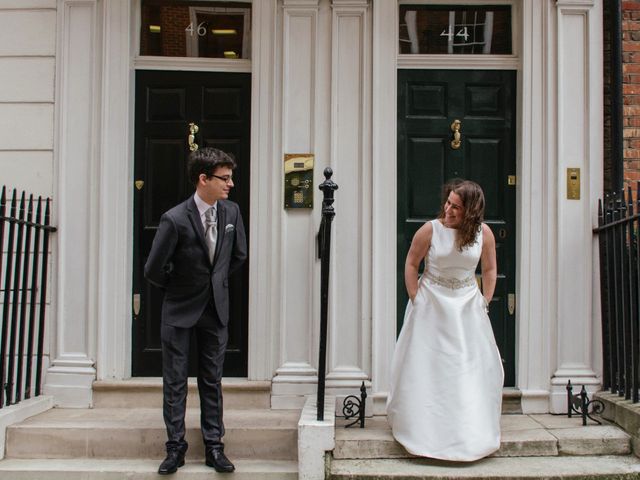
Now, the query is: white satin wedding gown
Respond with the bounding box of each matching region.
[387,219,504,461]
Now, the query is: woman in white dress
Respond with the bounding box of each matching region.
[387,180,504,462]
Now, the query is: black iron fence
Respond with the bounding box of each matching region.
[0,186,56,409]
[594,183,640,403]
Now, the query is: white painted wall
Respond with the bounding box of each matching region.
[0,1,57,400]
[0,2,56,196]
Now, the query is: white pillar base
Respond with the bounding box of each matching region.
[520,389,550,414]
[44,364,96,408]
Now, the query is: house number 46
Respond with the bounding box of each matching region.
[440,26,469,41]
[185,22,207,36]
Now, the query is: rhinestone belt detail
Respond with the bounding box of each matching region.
[424,271,475,289]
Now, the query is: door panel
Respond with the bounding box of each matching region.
[133,70,250,377]
[397,69,516,386]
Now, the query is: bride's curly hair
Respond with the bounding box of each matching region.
[438,180,485,250]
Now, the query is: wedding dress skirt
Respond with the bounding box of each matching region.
[387,220,504,462]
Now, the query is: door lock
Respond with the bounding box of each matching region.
[450,119,462,149]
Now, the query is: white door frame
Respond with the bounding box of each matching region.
[93,0,279,383]
[370,0,603,414]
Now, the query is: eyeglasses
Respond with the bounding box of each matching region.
[211,174,233,184]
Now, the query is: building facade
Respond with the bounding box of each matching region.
[1,0,604,415]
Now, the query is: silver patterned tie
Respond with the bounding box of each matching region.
[204,206,217,264]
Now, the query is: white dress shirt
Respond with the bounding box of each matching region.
[194,192,217,230]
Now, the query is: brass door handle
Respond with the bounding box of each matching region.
[188,122,199,151]
[450,119,461,149]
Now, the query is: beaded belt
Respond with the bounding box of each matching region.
[424,271,475,289]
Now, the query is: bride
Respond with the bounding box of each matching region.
[387,180,504,462]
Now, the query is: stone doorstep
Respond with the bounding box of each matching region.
[329,455,640,479]
[332,415,631,460]
[92,378,271,409]
[0,458,298,480]
[501,388,522,415]
[5,407,299,461]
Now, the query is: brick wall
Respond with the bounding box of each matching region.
[161,7,189,57]
[605,1,640,194]
[623,1,640,192]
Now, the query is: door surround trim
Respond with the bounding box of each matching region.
[90,0,279,382]
[371,0,603,415]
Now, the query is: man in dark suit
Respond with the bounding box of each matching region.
[144,147,247,475]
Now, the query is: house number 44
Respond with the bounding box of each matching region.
[440,26,469,41]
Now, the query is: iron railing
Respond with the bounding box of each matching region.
[0,186,56,408]
[594,183,640,403]
[316,168,338,420]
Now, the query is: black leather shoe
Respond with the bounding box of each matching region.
[158,450,185,475]
[205,447,235,473]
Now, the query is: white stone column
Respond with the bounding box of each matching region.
[271,0,330,408]
[45,0,101,407]
[549,0,603,412]
[370,0,397,415]
[95,0,132,381]
[325,0,372,397]
[248,0,280,381]
[517,0,555,414]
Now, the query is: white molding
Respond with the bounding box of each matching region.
[327,0,371,387]
[397,55,519,70]
[134,56,251,73]
[95,0,132,380]
[283,0,320,5]
[47,0,100,408]
[274,0,322,389]
[248,0,279,380]
[370,0,397,398]
[516,0,553,406]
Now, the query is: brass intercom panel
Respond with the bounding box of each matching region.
[284,154,314,208]
[567,168,580,200]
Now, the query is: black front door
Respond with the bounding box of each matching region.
[397,69,516,386]
[132,70,250,376]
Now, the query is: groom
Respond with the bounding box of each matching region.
[144,147,247,474]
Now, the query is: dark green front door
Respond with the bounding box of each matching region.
[397,69,516,386]
[132,70,250,377]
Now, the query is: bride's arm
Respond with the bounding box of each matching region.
[405,222,433,302]
[480,223,497,304]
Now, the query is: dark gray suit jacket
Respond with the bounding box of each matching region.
[144,196,247,328]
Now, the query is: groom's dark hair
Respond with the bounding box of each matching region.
[188,147,237,186]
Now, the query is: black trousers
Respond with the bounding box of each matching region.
[161,301,228,453]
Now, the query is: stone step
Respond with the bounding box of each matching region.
[0,458,297,479]
[333,415,631,459]
[6,407,298,460]
[330,455,640,479]
[92,378,271,409]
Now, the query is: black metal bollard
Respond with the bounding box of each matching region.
[317,168,338,421]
